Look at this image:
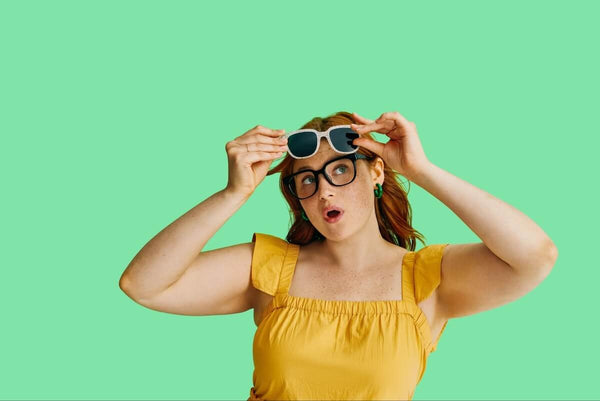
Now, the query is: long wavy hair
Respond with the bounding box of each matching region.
[266,111,426,251]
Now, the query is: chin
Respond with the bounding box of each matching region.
[319,225,353,242]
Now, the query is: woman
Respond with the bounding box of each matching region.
[119,110,558,400]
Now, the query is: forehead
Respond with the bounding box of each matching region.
[292,138,338,173]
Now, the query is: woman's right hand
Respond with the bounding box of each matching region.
[224,125,288,199]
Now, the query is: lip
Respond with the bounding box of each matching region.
[322,205,344,223]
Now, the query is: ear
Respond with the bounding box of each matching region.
[369,156,385,185]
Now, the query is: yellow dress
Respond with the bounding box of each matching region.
[248,233,449,400]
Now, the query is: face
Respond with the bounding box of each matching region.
[292,138,384,241]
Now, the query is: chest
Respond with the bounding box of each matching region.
[288,256,403,301]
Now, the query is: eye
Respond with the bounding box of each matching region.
[301,175,314,185]
[333,165,348,175]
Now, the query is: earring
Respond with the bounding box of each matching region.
[374,183,383,198]
[301,210,309,221]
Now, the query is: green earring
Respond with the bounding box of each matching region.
[301,210,309,221]
[374,183,383,198]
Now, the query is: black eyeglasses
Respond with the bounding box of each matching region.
[282,153,371,200]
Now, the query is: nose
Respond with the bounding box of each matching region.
[316,171,335,199]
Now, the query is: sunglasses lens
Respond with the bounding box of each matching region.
[330,128,359,153]
[288,131,317,157]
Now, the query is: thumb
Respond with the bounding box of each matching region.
[353,137,384,158]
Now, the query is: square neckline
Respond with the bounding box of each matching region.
[255,245,427,325]
[280,242,415,304]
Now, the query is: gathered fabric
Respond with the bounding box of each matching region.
[248,233,449,400]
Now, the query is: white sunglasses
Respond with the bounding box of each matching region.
[284,125,360,159]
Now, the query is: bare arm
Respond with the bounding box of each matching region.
[119,188,249,301]
[118,124,288,313]
[412,162,558,320]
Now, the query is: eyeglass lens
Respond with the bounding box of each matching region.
[291,158,356,199]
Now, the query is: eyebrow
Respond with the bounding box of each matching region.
[293,156,340,174]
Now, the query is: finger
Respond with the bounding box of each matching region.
[229,142,287,154]
[381,111,412,129]
[240,151,284,165]
[352,112,374,124]
[352,136,385,158]
[239,126,285,140]
[244,142,288,153]
[351,121,387,134]
[235,132,288,146]
[255,127,286,137]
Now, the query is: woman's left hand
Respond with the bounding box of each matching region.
[350,111,432,182]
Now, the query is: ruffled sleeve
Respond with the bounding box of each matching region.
[414,243,450,304]
[414,243,450,353]
[250,233,290,296]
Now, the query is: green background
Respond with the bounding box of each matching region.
[1,0,597,399]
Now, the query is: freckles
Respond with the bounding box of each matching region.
[348,189,372,209]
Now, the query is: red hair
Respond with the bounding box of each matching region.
[266,111,426,250]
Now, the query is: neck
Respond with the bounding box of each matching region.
[314,208,397,272]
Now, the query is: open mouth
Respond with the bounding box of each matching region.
[324,209,344,223]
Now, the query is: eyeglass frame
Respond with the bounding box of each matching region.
[282,153,372,200]
[284,125,359,159]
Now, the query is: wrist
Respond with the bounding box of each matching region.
[409,162,437,186]
[222,186,252,204]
